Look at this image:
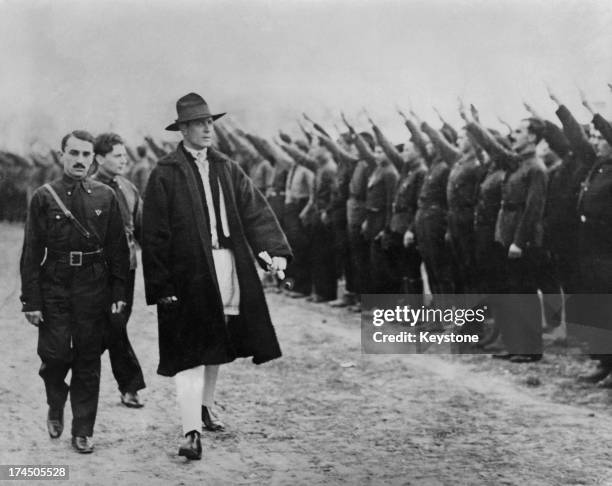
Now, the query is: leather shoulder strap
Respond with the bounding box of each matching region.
[43,183,92,240]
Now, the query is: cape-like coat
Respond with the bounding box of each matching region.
[142,144,292,376]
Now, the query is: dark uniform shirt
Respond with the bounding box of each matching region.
[474,166,504,231]
[447,154,482,212]
[93,172,142,270]
[364,160,399,240]
[577,156,612,252]
[417,159,450,210]
[495,152,548,249]
[20,175,129,311]
[390,160,427,234]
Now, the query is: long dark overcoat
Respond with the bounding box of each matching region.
[142,144,292,376]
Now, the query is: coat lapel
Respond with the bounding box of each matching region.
[174,146,221,297]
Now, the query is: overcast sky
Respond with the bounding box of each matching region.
[0,0,611,152]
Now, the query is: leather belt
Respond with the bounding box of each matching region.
[47,248,104,267]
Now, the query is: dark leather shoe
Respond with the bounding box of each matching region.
[178,431,202,460]
[121,391,144,408]
[509,354,542,363]
[577,365,611,384]
[71,436,94,454]
[47,407,64,439]
[491,352,514,360]
[202,406,225,432]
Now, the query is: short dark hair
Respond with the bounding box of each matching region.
[523,118,546,144]
[61,130,95,152]
[94,132,124,157]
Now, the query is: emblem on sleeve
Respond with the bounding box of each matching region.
[95,209,102,216]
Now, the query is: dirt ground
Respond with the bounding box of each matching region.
[1,221,612,486]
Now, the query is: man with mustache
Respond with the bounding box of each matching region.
[20,130,130,453]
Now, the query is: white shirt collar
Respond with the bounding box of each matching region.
[184,145,207,162]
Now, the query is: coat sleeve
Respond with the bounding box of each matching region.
[404,119,430,163]
[513,166,547,249]
[19,190,46,312]
[466,122,517,171]
[233,164,293,262]
[543,120,571,158]
[353,132,377,169]
[105,193,130,303]
[373,125,404,172]
[421,122,460,166]
[318,134,359,165]
[593,114,612,147]
[142,167,176,305]
[556,105,596,168]
[133,191,143,245]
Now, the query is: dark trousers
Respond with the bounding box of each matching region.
[414,207,454,296]
[448,209,476,293]
[311,218,337,300]
[283,199,312,295]
[494,248,543,356]
[39,356,101,437]
[332,215,354,293]
[347,223,371,295]
[567,226,612,364]
[473,228,505,294]
[106,269,145,394]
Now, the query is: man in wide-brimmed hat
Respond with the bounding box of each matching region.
[142,92,292,460]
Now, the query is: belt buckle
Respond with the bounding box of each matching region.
[69,251,83,266]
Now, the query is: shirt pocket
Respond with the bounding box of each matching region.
[47,209,69,237]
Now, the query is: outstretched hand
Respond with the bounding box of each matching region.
[396,106,408,121]
[457,97,468,122]
[546,84,561,106]
[579,88,595,114]
[470,104,480,123]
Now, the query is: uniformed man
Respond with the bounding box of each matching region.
[355,117,399,293]
[370,117,426,296]
[432,108,484,294]
[550,88,612,385]
[292,143,339,302]
[305,118,358,308]
[92,133,146,407]
[401,110,456,298]
[278,140,315,298]
[467,114,548,363]
[340,115,377,311]
[20,130,130,453]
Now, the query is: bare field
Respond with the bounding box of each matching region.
[1,222,611,485]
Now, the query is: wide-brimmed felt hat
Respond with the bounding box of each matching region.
[165,92,226,131]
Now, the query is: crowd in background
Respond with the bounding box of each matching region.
[3,84,612,382]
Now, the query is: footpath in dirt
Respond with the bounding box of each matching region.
[0,222,611,486]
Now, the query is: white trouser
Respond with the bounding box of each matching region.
[175,365,220,435]
[175,248,239,435]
